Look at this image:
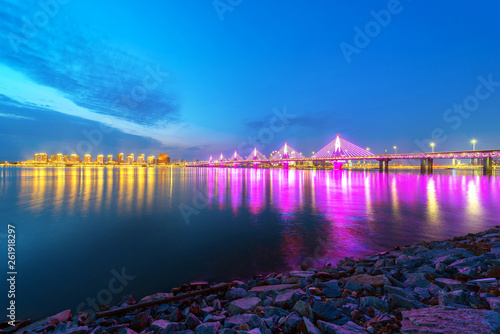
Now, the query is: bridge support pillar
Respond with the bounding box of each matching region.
[333,161,344,170]
[427,159,434,174]
[283,162,289,169]
[420,159,427,174]
[379,160,384,172]
[384,159,390,173]
[253,162,259,168]
[483,157,493,175]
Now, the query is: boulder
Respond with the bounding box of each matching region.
[228,297,262,315]
[340,274,391,288]
[401,306,500,333]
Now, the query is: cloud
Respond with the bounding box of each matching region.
[0,63,188,145]
[0,1,178,126]
[0,112,34,120]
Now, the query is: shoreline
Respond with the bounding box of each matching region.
[7,227,500,334]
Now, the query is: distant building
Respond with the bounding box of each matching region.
[158,153,170,164]
[172,159,188,164]
[127,154,134,164]
[64,155,69,162]
[137,154,145,164]
[57,153,64,162]
[107,155,114,163]
[50,154,57,162]
[34,153,48,163]
[70,154,81,163]
[84,154,92,163]
[117,153,124,163]
[97,155,105,164]
[147,155,156,164]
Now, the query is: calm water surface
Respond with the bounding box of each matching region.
[1,167,500,320]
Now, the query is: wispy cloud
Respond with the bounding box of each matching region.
[0,112,34,120]
[0,63,187,146]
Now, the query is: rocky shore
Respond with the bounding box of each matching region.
[7,227,500,334]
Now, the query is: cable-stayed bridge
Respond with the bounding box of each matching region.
[188,135,500,174]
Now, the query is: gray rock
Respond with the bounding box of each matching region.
[401,306,500,333]
[185,314,202,330]
[195,322,220,334]
[264,307,289,318]
[344,281,363,292]
[219,329,236,334]
[201,307,215,318]
[317,320,368,334]
[283,312,302,333]
[290,271,315,278]
[340,274,391,288]
[225,288,248,300]
[404,273,431,289]
[331,315,352,326]
[150,320,178,333]
[466,292,489,309]
[274,289,306,307]
[434,278,470,291]
[384,285,418,301]
[341,303,358,316]
[312,301,341,321]
[302,317,321,334]
[293,300,312,318]
[360,296,389,312]
[225,314,260,328]
[228,297,262,315]
[117,328,137,334]
[413,287,431,299]
[488,297,500,312]
[389,293,428,310]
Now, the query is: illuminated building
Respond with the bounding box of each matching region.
[147,155,155,164]
[50,154,57,162]
[84,154,92,163]
[157,153,170,164]
[57,153,64,162]
[107,155,114,163]
[172,159,188,164]
[97,155,105,164]
[127,154,134,164]
[64,155,69,162]
[137,154,145,164]
[117,153,124,163]
[70,154,81,163]
[34,153,48,163]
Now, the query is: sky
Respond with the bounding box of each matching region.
[0,0,499,161]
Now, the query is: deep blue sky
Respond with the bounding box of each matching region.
[0,0,499,161]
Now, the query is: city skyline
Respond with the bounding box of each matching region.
[0,1,499,161]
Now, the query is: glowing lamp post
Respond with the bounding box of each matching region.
[430,142,435,153]
[471,139,477,166]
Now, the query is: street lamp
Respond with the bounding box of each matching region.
[471,139,477,166]
[393,146,397,154]
[430,142,435,153]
